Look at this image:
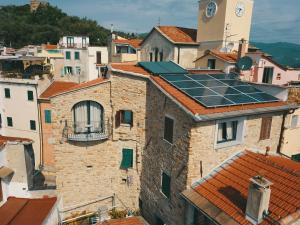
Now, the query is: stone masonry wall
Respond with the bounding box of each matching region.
[51,74,148,218]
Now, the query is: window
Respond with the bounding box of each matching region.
[82,37,87,48]
[75,52,80,60]
[64,66,73,75]
[116,110,133,127]
[160,51,163,62]
[154,48,159,62]
[96,51,102,64]
[27,90,34,101]
[262,67,274,84]
[260,117,272,140]
[65,51,71,60]
[67,37,74,48]
[45,110,51,123]
[207,59,216,69]
[7,117,13,127]
[164,116,174,144]
[217,121,238,143]
[120,148,133,169]
[161,172,171,198]
[150,53,153,62]
[276,73,281,80]
[292,154,300,162]
[75,66,81,75]
[291,115,298,129]
[30,120,36,130]
[73,101,104,134]
[4,88,10,98]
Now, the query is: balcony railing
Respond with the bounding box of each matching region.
[67,120,109,142]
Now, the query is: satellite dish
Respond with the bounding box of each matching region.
[237,56,253,71]
[220,47,227,53]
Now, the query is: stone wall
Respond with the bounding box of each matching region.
[51,74,147,217]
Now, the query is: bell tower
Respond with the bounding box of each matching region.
[197,0,254,55]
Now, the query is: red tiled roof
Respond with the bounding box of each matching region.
[184,151,300,225]
[112,39,142,49]
[0,197,57,225]
[110,63,287,115]
[0,135,32,147]
[40,78,108,99]
[195,50,238,63]
[98,217,148,225]
[157,26,197,44]
[45,44,58,50]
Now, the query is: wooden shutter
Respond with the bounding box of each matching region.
[96,52,102,64]
[121,149,133,169]
[45,110,51,123]
[260,117,272,140]
[115,110,121,128]
[162,172,171,198]
[130,111,134,127]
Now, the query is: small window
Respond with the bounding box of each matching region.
[45,110,51,123]
[150,53,153,62]
[116,110,133,127]
[217,121,238,143]
[262,67,274,84]
[160,52,163,62]
[66,51,71,60]
[30,120,36,130]
[75,66,81,75]
[276,73,281,80]
[260,117,272,140]
[291,115,298,129]
[164,116,174,144]
[27,90,34,101]
[4,88,10,98]
[75,52,80,60]
[120,148,133,169]
[64,66,73,75]
[207,59,216,69]
[161,172,171,198]
[96,51,102,64]
[292,154,300,162]
[7,117,13,127]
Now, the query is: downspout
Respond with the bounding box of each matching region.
[177,46,181,65]
[277,109,295,154]
[36,86,44,169]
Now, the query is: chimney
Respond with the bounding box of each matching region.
[238,38,247,60]
[245,175,272,225]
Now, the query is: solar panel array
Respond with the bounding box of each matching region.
[160,73,280,108]
[139,61,187,75]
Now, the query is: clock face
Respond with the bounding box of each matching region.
[235,2,245,17]
[206,1,218,18]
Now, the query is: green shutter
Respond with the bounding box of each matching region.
[292,154,300,162]
[7,117,13,127]
[124,111,132,124]
[162,173,171,198]
[120,149,133,169]
[4,88,10,98]
[45,110,51,123]
[75,52,80,60]
[162,172,171,198]
[30,120,36,130]
[27,91,34,101]
[66,51,71,60]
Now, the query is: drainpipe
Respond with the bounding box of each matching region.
[177,46,181,65]
[277,109,295,154]
[36,85,44,169]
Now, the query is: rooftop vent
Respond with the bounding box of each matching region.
[245,175,272,225]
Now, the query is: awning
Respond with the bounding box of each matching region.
[0,166,14,178]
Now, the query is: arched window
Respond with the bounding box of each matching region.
[72,101,104,134]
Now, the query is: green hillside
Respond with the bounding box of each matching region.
[252,42,300,68]
[0,3,135,48]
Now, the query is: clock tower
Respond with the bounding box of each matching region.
[197,0,254,55]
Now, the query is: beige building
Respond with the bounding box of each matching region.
[140,26,198,68]
[197,0,254,55]
[109,63,296,225]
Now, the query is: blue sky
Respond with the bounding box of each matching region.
[1,0,300,44]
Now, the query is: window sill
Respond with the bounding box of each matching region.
[120,123,131,128]
[163,138,174,146]
[215,140,242,150]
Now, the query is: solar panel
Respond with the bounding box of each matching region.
[160,73,280,108]
[138,61,187,75]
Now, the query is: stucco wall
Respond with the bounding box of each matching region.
[88,46,108,80]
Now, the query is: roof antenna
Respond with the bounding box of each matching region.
[110,24,114,34]
[158,17,161,27]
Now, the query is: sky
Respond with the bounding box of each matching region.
[1,0,300,44]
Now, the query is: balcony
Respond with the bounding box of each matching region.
[67,121,109,142]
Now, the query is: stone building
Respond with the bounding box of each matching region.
[109,62,297,225]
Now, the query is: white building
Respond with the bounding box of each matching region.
[0,78,41,168]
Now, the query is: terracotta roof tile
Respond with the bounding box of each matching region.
[112,39,142,49]
[0,197,57,225]
[45,44,58,50]
[195,50,238,63]
[98,217,148,225]
[40,78,108,99]
[111,64,287,115]
[157,26,197,44]
[185,151,300,225]
[0,135,32,147]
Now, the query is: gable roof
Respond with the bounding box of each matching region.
[0,197,57,225]
[112,39,142,49]
[40,78,108,99]
[182,151,300,225]
[195,50,238,63]
[98,217,148,225]
[0,135,32,147]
